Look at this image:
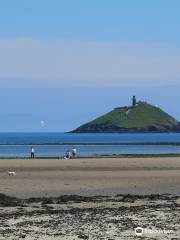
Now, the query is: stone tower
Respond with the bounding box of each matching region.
[132,96,136,107]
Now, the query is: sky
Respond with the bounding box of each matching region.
[0,0,180,131]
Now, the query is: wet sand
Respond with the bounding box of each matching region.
[0,157,180,198]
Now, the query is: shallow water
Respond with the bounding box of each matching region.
[0,132,180,157]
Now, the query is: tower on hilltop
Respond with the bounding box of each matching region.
[132,96,136,107]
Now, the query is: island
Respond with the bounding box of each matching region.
[70,96,180,133]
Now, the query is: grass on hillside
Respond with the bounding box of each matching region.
[88,104,178,129]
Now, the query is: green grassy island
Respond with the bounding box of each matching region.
[71,97,180,133]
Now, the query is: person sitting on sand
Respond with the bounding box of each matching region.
[65,150,71,159]
[31,147,35,158]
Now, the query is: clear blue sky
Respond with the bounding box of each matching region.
[0,0,180,131]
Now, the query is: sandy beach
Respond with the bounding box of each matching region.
[0,157,180,239]
[0,157,180,198]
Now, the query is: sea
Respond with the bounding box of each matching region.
[0,132,180,157]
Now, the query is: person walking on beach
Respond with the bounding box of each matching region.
[31,147,35,158]
[72,147,77,158]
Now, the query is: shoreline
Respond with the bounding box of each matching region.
[0,153,180,159]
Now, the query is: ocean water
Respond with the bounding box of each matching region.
[0,132,180,144]
[0,132,180,157]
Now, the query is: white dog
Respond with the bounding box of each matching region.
[8,171,16,176]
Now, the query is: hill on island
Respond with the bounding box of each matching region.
[71,98,180,133]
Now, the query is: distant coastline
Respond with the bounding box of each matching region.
[70,129,180,133]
